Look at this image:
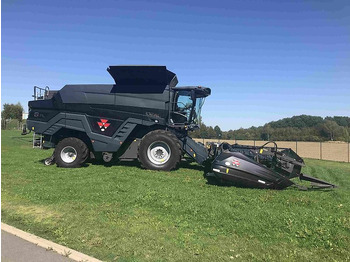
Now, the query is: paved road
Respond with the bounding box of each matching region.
[1,230,73,262]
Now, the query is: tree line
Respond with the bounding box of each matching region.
[191,115,350,142]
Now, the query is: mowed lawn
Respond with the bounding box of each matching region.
[2,130,350,261]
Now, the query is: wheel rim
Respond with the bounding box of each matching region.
[60,146,77,164]
[147,141,171,165]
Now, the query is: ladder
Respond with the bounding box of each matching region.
[32,132,43,148]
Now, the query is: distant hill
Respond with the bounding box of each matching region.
[191,115,350,142]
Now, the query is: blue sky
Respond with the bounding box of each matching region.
[2,0,349,130]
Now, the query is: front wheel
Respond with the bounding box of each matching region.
[138,130,182,171]
[54,137,89,168]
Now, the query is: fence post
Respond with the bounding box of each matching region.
[320,142,322,160]
[348,140,350,163]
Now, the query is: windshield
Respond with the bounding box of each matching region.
[171,90,204,126]
[193,97,205,125]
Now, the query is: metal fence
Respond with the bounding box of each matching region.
[194,138,350,163]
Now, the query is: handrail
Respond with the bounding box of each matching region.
[33,86,50,100]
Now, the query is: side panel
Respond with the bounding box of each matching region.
[27,113,157,152]
[27,113,66,134]
[58,85,170,125]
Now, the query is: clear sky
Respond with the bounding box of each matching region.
[2,0,349,130]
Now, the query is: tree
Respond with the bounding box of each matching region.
[321,120,339,141]
[2,103,23,121]
[225,129,235,140]
[214,125,222,140]
[199,124,209,139]
[2,103,24,129]
[261,124,272,141]
[325,116,350,127]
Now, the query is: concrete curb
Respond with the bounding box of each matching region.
[1,223,102,262]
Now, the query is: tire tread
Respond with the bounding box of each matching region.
[55,137,89,168]
[138,129,181,171]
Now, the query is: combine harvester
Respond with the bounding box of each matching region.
[25,66,335,190]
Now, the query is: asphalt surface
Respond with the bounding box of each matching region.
[1,230,73,262]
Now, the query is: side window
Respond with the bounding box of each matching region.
[171,91,193,124]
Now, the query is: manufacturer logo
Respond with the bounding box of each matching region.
[232,159,240,167]
[33,112,44,118]
[97,119,110,132]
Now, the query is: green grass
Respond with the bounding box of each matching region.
[2,130,350,261]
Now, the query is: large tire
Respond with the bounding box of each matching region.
[55,137,89,168]
[138,130,181,171]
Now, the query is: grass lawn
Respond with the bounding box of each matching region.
[2,130,350,261]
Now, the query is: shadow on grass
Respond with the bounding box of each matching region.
[88,158,141,168]
[11,136,33,144]
[37,155,205,172]
[204,176,233,187]
[87,155,204,171]
[38,158,91,168]
[177,160,204,172]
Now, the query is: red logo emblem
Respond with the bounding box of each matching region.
[97,119,110,132]
[232,159,240,167]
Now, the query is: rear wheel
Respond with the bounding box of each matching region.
[138,130,181,171]
[55,137,89,168]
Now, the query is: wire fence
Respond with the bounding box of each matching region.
[194,138,350,163]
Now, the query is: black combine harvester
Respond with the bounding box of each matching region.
[25,66,335,190]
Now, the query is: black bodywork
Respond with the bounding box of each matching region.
[27,66,210,164]
[207,142,336,189]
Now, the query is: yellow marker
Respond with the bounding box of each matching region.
[193,153,196,157]
[226,168,229,173]
[32,127,34,130]
[259,149,263,154]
